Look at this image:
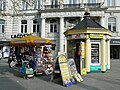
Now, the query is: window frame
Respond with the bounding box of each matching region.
[33,19,40,33]
[69,0,77,4]
[107,0,115,6]
[90,42,101,65]
[34,0,41,9]
[67,18,78,29]
[49,19,58,33]
[108,17,116,32]
[88,0,97,3]
[51,0,59,8]
[21,20,27,33]
[0,0,5,10]
[22,1,28,10]
[0,19,5,33]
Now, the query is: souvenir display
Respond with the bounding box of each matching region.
[20,61,34,79]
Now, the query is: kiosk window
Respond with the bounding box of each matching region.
[91,44,100,64]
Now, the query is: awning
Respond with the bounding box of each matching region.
[10,35,52,46]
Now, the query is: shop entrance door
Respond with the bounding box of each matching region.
[110,45,119,59]
[74,40,85,73]
[74,43,81,73]
[91,42,100,65]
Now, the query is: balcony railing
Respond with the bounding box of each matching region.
[45,5,60,9]
[63,4,81,8]
[84,3,101,8]
[44,3,101,10]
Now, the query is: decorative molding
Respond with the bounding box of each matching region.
[41,11,105,18]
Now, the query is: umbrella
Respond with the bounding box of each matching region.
[10,35,52,46]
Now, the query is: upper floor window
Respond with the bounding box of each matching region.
[33,19,40,33]
[21,20,27,33]
[107,0,115,6]
[88,0,97,3]
[22,1,28,10]
[51,0,58,8]
[68,19,78,24]
[0,0,5,10]
[0,19,5,33]
[108,17,116,32]
[34,0,41,9]
[69,0,77,4]
[50,19,58,33]
[67,18,78,29]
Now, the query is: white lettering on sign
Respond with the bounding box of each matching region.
[34,40,46,43]
[14,40,26,44]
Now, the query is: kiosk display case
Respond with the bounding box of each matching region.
[91,44,99,64]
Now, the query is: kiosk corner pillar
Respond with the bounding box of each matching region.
[85,35,90,72]
[107,40,110,70]
[101,37,106,72]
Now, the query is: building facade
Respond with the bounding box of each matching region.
[0,0,120,59]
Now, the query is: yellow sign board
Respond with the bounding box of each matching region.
[90,34,104,38]
[81,42,85,59]
[59,55,67,62]
[58,55,72,86]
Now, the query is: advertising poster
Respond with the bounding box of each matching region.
[58,55,72,86]
[68,59,78,76]
[81,42,85,59]
[3,46,10,58]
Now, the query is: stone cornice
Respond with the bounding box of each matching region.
[40,10,105,18]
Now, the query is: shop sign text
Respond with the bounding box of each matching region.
[110,39,120,44]
[72,34,85,39]
[90,34,104,38]
[11,33,31,39]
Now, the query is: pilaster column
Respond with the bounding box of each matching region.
[107,40,110,69]
[27,19,32,34]
[59,17,64,52]
[100,16,105,28]
[41,18,45,38]
[85,35,91,72]
[101,36,106,72]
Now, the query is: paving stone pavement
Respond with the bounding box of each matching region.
[0,58,120,90]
